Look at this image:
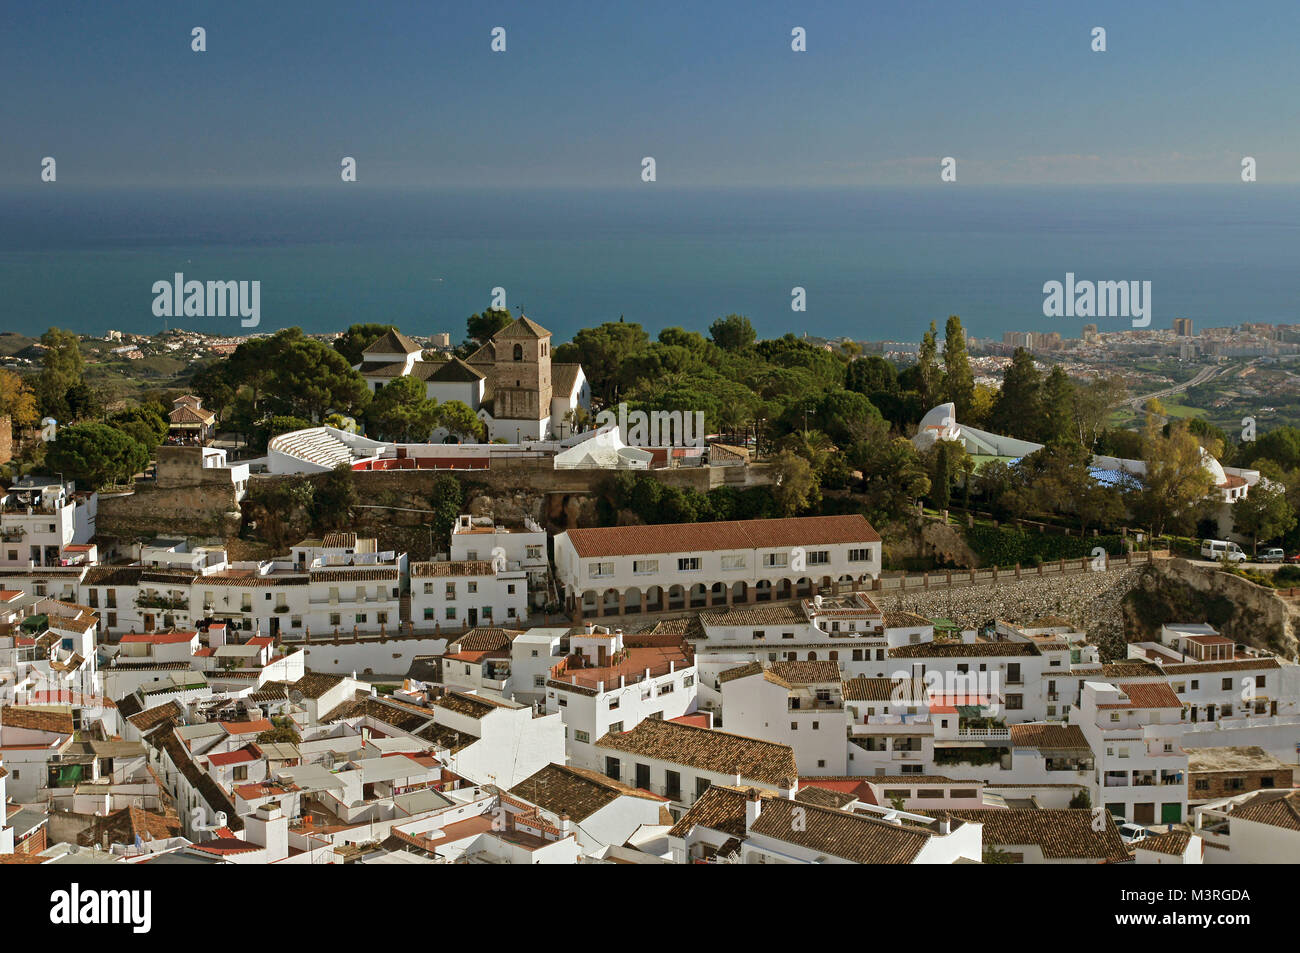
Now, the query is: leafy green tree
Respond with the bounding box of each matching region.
[916,321,943,409]
[1132,415,1215,537]
[190,361,237,424]
[851,436,930,522]
[554,321,651,405]
[46,422,148,488]
[429,474,463,549]
[769,450,818,517]
[1232,481,1296,556]
[990,348,1042,440]
[110,405,169,455]
[709,314,756,351]
[332,323,398,365]
[0,370,38,429]
[942,315,975,420]
[466,309,514,347]
[36,328,86,422]
[1039,365,1076,446]
[438,400,486,442]
[1240,426,1300,471]
[367,376,439,442]
[845,355,898,397]
[1071,376,1127,451]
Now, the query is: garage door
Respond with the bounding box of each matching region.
[1161,803,1182,824]
[1133,803,1155,825]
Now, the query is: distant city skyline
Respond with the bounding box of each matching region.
[4,0,1300,187]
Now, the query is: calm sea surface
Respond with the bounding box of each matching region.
[1,185,1296,341]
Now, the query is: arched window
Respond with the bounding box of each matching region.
[513,343,523,361]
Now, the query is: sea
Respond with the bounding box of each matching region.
[1,184,1297,343]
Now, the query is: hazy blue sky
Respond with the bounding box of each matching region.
[4,0,1299,187]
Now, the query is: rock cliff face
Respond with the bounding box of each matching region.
[1123,558,1299,659]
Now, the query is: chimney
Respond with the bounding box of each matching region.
[935,811,952,835]
[247,800,289,862]
[744,789,763,830]
[558,812,571,834]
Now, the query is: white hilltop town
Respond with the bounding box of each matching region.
[0,324,1296,868]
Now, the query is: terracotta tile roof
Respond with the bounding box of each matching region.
[126,700,184,732]
[552,362,582,394]
[890,642,1040,659]
[1135,830,1194,856]
[1008,724,1092,750]
[699,605,806,628]
[844,676,927,703]
[363,329,423,355]
[447,627,523,653]
[418,356,485,383]
[493,315,551,340]
[321,532,358,548]
[289,673,345,700]
[1,705,74,734]
[937,809,1129,862]
[201,572,308,587]
[563,514,880,558]
[154,730,243,832]
[595,719,797,787]
[1227,790,1300,832]
[510,763,663,822]
[719,662,763,684]
[120,631,197,644]
[435,690,514,720]
[1101,682,1183,710]
[1070,661,1165,678]
[668,785,779,838]
[78,806,181,848]
[884,611,933,628]
[84,566,145,586]
[1158,658,1282,676]
[749,798,934,864]
[793,786,857,809]
[311,568,399,583]
[411,560,496,577]
[768,660,841,684]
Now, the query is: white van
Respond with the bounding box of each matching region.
[1201,539,1247,562]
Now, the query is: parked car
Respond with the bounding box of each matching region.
[1286,552,1300,564]
[1259,548,1286,563]
[1200,539,1247,562]
[1118,822,1149,845]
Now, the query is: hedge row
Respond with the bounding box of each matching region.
[964,524,1128,567]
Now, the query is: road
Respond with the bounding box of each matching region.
[1121,363,1223,412]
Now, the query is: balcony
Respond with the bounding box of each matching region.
[955,726,1011,740]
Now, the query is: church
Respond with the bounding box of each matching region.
[353,316,589,442]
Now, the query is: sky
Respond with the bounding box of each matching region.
[3,0,1300,188]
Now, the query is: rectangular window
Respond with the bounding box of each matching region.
[807,550,830,565]
[720,555,746,571]
[574,730,590,744]
[665,771,681,799]
[424,608,434,620]
[467,582,477,594]
[762,552,788,568]
[446,582,456,599]
[848,548,872,562]
[752,630,765,640]
[589,562,614,578]
[632,559,658,575]
[446,607,456,619]
[677,557,700,572]
[608,721,623,734]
